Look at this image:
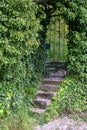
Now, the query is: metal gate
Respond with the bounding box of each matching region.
[44,16,68,77]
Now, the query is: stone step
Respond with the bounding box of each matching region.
[43,77,63,84]
[46,62,65,69]
[37,90,57,99]
[30,107,45,114]
[46,67,56,72]
[41,84,60,92]
[49,69,66,77]
[33,97,51,109]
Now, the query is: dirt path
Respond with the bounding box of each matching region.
[35,116,87,130]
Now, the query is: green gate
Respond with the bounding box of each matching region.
[44,16,68,77]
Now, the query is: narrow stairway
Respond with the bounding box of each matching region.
[31,62,66,114]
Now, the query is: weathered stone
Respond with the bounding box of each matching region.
[41,84,60,92]
[43,77,63,84]
[50,69,67,77]
[30,107,45,114]
[33,97,51,109]
[31,64,66,114]
[37,90,57,99]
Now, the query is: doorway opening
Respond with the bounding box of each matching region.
[44,16,68,77]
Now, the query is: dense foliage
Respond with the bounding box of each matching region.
[45,75,87,122]
[36,0,87,120]
[61,0,87,80]
[36,0,87,78]
[60,0,87,113]
[0,0,41,117]
[0,0,87,128]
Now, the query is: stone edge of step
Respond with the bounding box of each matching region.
[33,97,51,106]
[43,77,63,82]
[37,90,57,96]
[41,84,60,92]
[41,84,59,87]
[30,107,45,114]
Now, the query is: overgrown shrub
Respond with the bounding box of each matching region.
[62,0,87,79]
[59,76,87,112]
[0,0,41,117]
[45,75,87,122]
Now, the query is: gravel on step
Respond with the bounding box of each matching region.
[35,116,87,130]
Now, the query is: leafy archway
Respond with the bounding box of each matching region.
[46,16,68,62]
[36,0,87,80]
[35,0,87,114]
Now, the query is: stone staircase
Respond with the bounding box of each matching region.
[31,62,66,114]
